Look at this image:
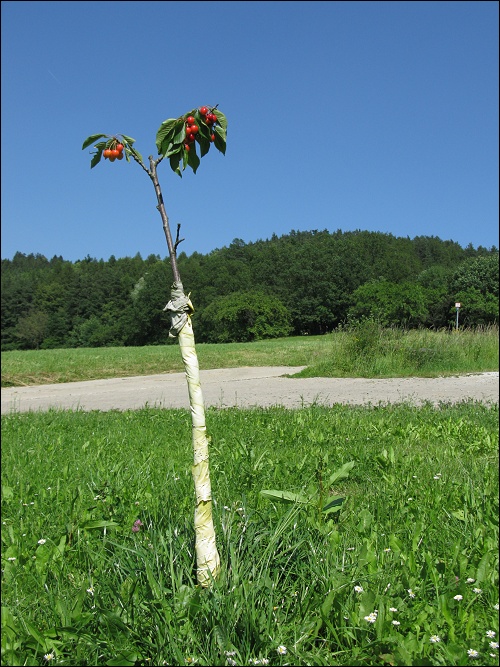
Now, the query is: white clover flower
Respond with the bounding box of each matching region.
[495,603,500,611]
[489,642,499,650]
[389,607,398,612]
[453,594,463,601]
[430,635,441,643]
[7,557,16,561]
[392,620,400,626]
[226,659,236,666]
[354,585,364,593]
[86,587,94,595]
[276,645,287,655]
[38,539,46,545]
[44,654,55,662]
[466,577,475,583]
[433,475,440,480]
[364,612,377,623]
[486,631,496,638]
[224,652,236,657]
[472,588,482,594]
[261,660,269,666]
[408,589,416,598]
[384,548,391,552]
[467,649,479,658]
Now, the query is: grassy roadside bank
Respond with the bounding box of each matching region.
[2,325,498,387]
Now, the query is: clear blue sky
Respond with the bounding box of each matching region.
[1,1,498,262]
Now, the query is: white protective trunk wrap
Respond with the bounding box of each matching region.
[178,317,221,586]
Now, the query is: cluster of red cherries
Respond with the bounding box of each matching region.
[103,142,124,162]
[184,106,217,151]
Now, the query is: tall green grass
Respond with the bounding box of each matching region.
[1,325,498,387]
[2,402,498,666]
[295,323,499,378]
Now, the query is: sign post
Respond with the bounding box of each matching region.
[455,303,461,331]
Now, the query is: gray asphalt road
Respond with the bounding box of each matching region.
[2,368,498,414]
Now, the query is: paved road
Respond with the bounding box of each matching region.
[2,368,498,414]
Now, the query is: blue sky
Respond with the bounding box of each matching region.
[1,1,498,263]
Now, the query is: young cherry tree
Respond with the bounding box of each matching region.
[82,105,227,586]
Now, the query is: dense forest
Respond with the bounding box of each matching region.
[1,229,498,351]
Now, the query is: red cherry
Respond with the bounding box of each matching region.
[188,133,196,142]
[210,134,215,142]
[116,152,124,160]
[116,143,124,153]
[186,116,195,125]
[184,143,190,152]
[190,124,199,134]
[199,106,208,115]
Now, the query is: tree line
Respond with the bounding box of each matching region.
[1,229,498,351]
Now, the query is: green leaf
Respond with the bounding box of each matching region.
[90,150,103,169]
[173,121,187,145]
[120,134,136,145]
[214,109,228,133]
[322,495,345,514]
[81,520,120,530]
[156,119,177,152]
[182,145,189,170]
[197,133,211,158]
[169,152,182,177]
[321,589,335,618]
[188,148,201,174]
[260,489,310,505]
[213,126,226,155]
[145,562,163,600]
[358,590,376,619]
[438,593,454,626]
[475,551,491,583]
[328,461,355,486]
[165,142,182,158]
[24,620,48,650]
[82,134,107,150]
[129,146,144,165]
[356,509,373,533]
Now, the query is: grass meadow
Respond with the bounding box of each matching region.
[1,324,498,387]
[2,401,498,666]
[1,325,499,665]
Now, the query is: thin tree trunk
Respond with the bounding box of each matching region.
[149,157,221,586]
